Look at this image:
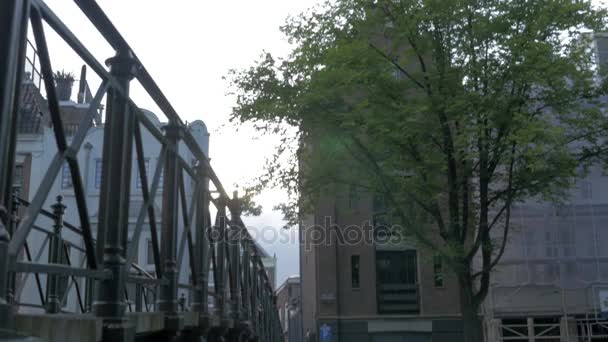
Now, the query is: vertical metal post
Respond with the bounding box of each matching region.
[214,201,227,326]
[229,192,242,320]
[262,288,269,342]
[192,162,210,335]
[242,242,251,323]
[527,317,534,342]
[228,191,243,342]
[251,260,260,339]
[157,122,183,333]
[46,196,65,313]
[6,192,20,305]
[273,294,280,342]
[0,0,29,334]
[85,277,93,312]
[135,284,142,312]
[93,49,137,342]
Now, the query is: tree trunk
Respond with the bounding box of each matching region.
[458,272,484,342]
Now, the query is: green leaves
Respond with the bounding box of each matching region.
[228,0,608,300]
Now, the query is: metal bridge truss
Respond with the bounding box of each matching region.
[0,0,282,341]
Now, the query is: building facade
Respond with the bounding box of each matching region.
[483,163,608,340]
[480,33,608,342]
[299,33,608,342]
[276,276,303,342]
[299,191,464,342]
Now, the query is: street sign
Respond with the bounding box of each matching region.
[320,324,332,342]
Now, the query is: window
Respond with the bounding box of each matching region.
[61,162,72,188]
[581,180,592,199]
[135,159,150,188]
[157,158,164,189]
[433,255,444,287]
[348,185,359,210]
[65,124,79,136]
[13,164,23,197]
[376,250,417,284]
[376,250,419,314]
[351,255,360,288]
[147,239,155,265]
[284,303,289,331]
[390,58,404,80]
[95,159,102,189]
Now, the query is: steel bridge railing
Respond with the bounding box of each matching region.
[0,0,283,341]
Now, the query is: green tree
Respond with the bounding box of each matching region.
[228,0,608,340]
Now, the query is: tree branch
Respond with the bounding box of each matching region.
[368,43,426,90]
[473,142,516,304]
[345,135,443,252]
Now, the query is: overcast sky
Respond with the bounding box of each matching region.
[42,0,321,286]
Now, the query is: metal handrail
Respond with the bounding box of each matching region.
[0,0,284,340]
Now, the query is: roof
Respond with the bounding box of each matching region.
[276,275,300,295]
[253,240,271,258]
[18,82,48,134]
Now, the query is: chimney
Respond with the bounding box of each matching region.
[54,70,74,101]
[77,65,87,104]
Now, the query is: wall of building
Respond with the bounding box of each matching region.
[14,98,210,313]
[276,277,303,342]
[299,182,463,342]
[300,211,317,340]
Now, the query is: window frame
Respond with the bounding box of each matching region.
[61,162,72,189]
[351,254,360,289]
[13,164,24,197]
[94,159,102,189]
[433,254,444,288]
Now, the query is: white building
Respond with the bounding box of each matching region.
[483,35,608,341]
[13,67,209,313]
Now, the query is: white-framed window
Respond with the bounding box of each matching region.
[61,162,72,189]
[157,158,164,189]
[433,255,444,288]
[13,164,24,197]
[95,159,102,189]
[284,303,289,331]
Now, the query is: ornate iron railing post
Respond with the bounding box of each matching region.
[218,200,228,323]
[93,48,137,342]
[45,195,65,313]
[158,122,183,334]
[228,191,244,342]
[251,260,260,339]
[242,241,252,337]
[209,198,230,342]
[262,286,269,342]
[192,161,210,336]
[6,191,21,306]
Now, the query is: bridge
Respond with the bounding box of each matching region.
[0,0,283,341]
